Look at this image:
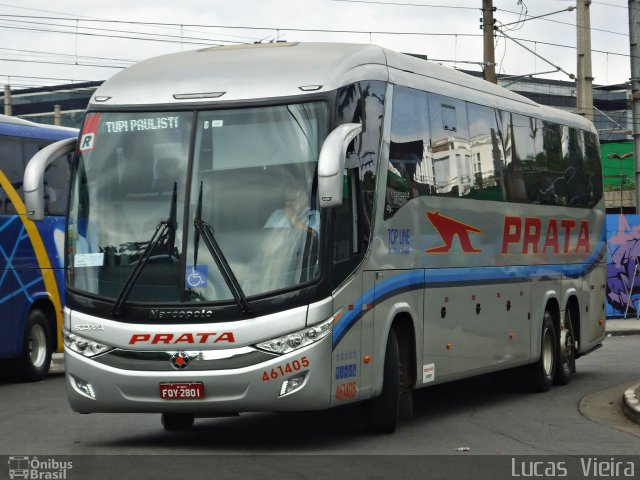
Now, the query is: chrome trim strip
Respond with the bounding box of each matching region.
[93,347,278,371]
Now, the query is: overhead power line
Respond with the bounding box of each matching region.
[0,47,137,65]
[0,18,239,46]
[328,0,478,9]
[510,35,631,59]
[592,1,628,8]
[1,73,90,81]
[497,26,576,80]
[0,7,632,87]
[326,0,628,37]
[0,57,126,69]
[497,6,627,37]
[0,14,485,42]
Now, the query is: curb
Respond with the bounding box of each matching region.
[607,330,640,337]
[623,384,640,425]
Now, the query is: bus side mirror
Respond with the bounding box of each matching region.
[24,137,77,221]
[317,123,362,208]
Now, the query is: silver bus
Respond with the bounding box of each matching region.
[25,42,605,433]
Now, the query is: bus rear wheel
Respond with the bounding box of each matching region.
[14,309,53,382]
[554,310,576,386]
[524,310,557,392]
[367,328,400,434]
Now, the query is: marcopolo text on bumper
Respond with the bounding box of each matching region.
[149,309,214,320]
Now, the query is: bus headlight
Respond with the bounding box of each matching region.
[63,329,112,357]
[255,315,335,355]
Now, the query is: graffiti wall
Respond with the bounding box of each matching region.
[607,214,640,318]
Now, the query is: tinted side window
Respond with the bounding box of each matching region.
[558,127,586,207]
[584,131,603,206]
[467,103,505,202]
[385,85,431,219]
[332,171,357,289]
[43,150,73,215]
[497,113,544,204]
[428,94,470,197]
[0,137,25,214]
[335,80,385,252]
[535,121,564,205]
[538,126,603,208]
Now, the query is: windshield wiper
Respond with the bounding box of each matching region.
[193,181,252,315]
[111,182,178,317]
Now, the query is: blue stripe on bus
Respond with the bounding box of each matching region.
[332,237,607,348]
[0,123,76,142]
[333,270,424,347]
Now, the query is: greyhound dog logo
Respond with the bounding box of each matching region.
[426,211,482,253]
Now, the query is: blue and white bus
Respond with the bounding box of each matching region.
[0,114,77,381]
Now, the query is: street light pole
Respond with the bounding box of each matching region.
[577,0,594,121]
[629,0,640,212]
[3,84,11,116]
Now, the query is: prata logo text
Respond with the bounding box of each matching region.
[129,332,235,345]
[425,210,591,255]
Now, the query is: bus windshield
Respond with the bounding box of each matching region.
[67,102,328,306]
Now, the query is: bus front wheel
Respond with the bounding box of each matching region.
[15,309,53,382]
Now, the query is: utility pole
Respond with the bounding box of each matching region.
[630,0,640,212]
[54,105,62,126]
[482,0,497,84]
[3,84,11,116]
[576,0,594,121]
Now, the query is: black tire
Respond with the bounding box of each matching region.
[554,310,576,386]
[14,309,53,382]
[368,328,400,434]
[524,310,557,392]
[161,413,194,431]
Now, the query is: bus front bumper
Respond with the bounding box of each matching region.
[64,334,333,414]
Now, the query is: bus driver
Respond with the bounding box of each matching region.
[264,188,320,236]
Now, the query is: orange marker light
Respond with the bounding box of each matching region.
[446,343,453,350]
[363,355,371,364]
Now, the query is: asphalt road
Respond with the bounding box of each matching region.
[1,335,639,479]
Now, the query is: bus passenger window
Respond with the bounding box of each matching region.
[584,132,603,207]
[467,103,506,202]
[385,86,430,219]
[428,94,470,197]
[0,138,24,214]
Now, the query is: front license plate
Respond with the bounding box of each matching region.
[160,382,205,400]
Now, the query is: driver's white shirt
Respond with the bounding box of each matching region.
[264,208,320,234]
